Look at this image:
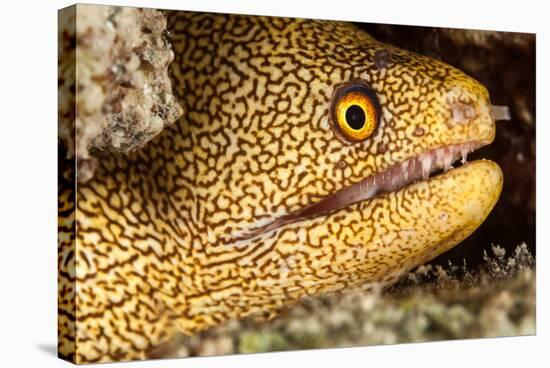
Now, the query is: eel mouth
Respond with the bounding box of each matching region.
[236,140,491,241]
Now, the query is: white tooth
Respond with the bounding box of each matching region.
[436,149,445,167]
[401,161,409,176]
[421,155,432,179]
[401,165,408,181]
[461,147,468,164]
[443,149,453,172]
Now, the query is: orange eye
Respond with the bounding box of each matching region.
[331,82,380,142]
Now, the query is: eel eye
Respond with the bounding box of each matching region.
[330,82,380,142]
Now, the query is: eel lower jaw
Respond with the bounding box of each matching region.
[236,140,493,242]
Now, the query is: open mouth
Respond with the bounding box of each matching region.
[229,104,509,243]
[234,140,489,242]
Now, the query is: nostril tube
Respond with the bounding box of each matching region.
[450,102,477,125]
[491,105,511,122]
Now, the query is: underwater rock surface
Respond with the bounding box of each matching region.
[152,244,534,357]
[58,5,183,181]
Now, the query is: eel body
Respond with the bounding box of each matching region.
[58,10,503,363]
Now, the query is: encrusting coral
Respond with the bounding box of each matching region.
[58,5,183,181]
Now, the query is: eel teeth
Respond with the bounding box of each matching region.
[461,146,469,164]
[435,148,445,167]
[443,148,453,172]
[401,160,409,174]
[420,155,433,179]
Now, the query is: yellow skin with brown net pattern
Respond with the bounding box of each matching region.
[58,11,502,363]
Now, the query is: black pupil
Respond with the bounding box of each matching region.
[345,104,366,130]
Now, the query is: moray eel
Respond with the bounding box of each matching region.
[58,11,505,363]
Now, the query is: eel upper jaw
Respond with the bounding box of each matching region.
[233,140,493,242]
